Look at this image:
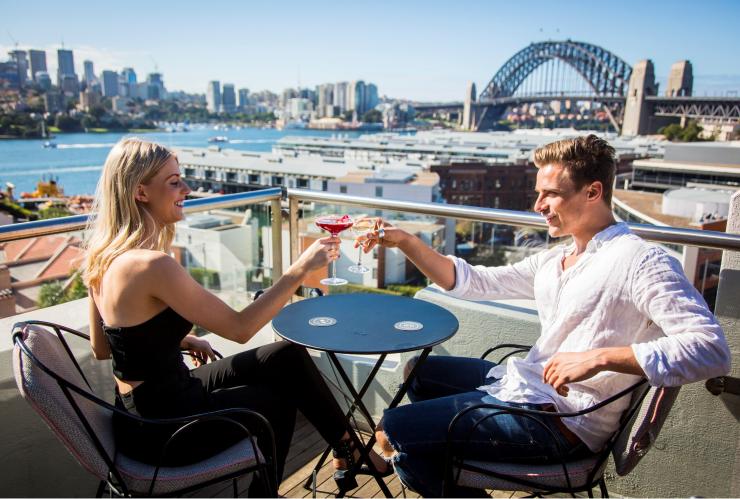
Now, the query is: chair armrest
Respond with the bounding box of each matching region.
[480,343,532,362]
[253,286,324,301]
[180,348,224,360]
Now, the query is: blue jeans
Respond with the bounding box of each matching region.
[382,356,590,497]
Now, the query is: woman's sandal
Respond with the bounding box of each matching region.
[333,439,394,491]
[332,439,359,491]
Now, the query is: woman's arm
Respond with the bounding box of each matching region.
[88,292,111,360]
[144,236,339,344]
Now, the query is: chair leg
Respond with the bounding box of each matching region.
[599,478,609,498]
[587,487,594,498]
[232,478,238,497]
[96,480,106,498]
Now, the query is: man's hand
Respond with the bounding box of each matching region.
[355,218,407,252]
[543,346,644,396]
[182,335,217,368]
[543,350,605,396]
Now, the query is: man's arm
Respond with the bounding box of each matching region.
[360,220,540,300]
[543,347,645,396]
[629,248,730,386]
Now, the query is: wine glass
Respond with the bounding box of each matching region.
[348,217,376,274]
[315,214,354,286]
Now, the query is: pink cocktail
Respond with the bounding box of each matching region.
[315,215,354,285]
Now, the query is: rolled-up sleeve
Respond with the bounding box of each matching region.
[631,247,731,386]
[444,253,540,301]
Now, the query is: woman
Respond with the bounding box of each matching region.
[81,138,387,494]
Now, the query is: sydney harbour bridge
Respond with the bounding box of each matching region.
[416,40,740,135]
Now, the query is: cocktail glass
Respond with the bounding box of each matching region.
[315,214,354,286]
[348,217,376,274]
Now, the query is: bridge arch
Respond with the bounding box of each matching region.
[479,40,632,100]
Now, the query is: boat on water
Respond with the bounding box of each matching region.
[208,136,229,143]
[43,141,57,149]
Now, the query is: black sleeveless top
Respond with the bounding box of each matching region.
[103,307,193,381]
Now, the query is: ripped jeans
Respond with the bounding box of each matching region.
[382,356,590,497]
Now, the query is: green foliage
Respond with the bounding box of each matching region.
[0,199,38,221]
[66,273,88,300]
[38,203,74,219]
[189,267,221,290]
[38,281,66,308]
[37,273,88,308]
[336,284,401,296]
[659,120,712,142]
[0,111,43,138]
[54,114,83,132]
[386,284,424,297]
[361,109,383,123]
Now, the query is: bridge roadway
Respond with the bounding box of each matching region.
[415,95,740,122]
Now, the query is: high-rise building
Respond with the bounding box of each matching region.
[36,71,52,91]
[207,81,221,113]
[118,67,137,98]
[238,88,250,110]
[60,74,79,95]
[349,80,366,115]
[9,50,29,86]
[333,82,348,112]
[317,83,334,118]
[28,50,47,83]
[101,70,119,97]
[222,84,236,113]
[146,73,164,100]
[83,60,95,84]
[56,49,75,86]
[365,83,378,112]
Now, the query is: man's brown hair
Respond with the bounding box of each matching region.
[533,134,616,205]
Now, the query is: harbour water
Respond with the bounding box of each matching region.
[0,127,371,196]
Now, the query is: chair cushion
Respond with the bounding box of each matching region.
[612,385,680,476]
[12,324,115,480]
[115,438,262,495]
[456,455,607,492]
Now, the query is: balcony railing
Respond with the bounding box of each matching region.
[2,187,739,270]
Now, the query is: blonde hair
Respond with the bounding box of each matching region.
[533,134,616,205]
[82,137,176,289]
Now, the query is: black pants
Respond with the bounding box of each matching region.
[114,341,348,487]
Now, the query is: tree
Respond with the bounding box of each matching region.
[361,109,382,123]
[37,272,88,308]
[659,120,712,142]
[38,281,67,308]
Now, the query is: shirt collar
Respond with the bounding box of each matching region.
[588,222,629,251]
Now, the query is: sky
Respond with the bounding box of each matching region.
[2,0,739,101]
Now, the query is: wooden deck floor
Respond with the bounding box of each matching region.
[277,413,525,499]
[188,411,529,497]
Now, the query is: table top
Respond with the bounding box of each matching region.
[272,294,458,354]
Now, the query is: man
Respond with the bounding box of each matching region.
[359,134,731,497]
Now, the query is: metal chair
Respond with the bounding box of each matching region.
[441,344,680,497]
[12,320,278,497]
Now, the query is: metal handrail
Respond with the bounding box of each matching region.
[0,187,285,280]
[287,188,740,252]
[0,188,283,243]
[0,187,738,253]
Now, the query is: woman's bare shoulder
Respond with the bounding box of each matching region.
[108,249,175,276]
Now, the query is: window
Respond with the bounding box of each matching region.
[322,180,328,191]
[375,186,383,197]
[248,174,260,184]
[297,178,308,188]
[340,185,348,194]
[271,175,283,186]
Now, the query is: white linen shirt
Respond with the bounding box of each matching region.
[445,222,731,452]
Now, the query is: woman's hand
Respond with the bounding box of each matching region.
[182,335,217,367]
[355,218,407,252]
[293,236,340,274]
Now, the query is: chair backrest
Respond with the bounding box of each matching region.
[12,322,115,480]
[611,384,681,476]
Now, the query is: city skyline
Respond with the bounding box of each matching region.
[2,0,740,101]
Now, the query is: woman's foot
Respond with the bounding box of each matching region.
[332,436,393,482]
